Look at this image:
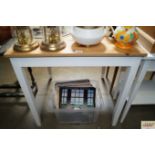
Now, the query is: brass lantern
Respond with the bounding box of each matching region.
[13,26,39,52]
[41,26,66,52]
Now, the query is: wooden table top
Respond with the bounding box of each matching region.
[5,36,147,58]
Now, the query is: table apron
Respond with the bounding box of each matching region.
[10,57,142,67]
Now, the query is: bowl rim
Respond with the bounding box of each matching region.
[76,26,103,29]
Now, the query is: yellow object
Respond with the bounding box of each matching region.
[114,26,138,49]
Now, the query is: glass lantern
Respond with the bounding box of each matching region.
[113,26,138,49]
[41,26,66,51]
[13,26,39,52]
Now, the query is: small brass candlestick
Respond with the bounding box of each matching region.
[41,26,66,52]
[13,26,39,52]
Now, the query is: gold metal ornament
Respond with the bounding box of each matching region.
[41,26,66,52]
[13,26,39,52]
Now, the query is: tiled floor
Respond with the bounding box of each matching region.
[0,57,155,129]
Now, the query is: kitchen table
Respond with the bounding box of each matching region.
[4,36,147,126]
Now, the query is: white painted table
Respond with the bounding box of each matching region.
[120,51,155,123]
[5,37,147,126]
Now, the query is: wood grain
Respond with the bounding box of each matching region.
[5,36,147,58]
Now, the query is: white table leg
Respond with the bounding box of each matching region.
[10,59,41,126]
[112,64,140,126]
[120,60,149,123]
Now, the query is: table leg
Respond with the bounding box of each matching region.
[101,67,111,92]
[27,67,38,96]
[112,64,140,126]
[106,67,110,78]
[120,61,149,123]
[112,67,122,100]
[110,67,119,94]
[10,59,41,126]
[47,67,52,82]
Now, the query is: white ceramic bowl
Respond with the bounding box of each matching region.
[71,26,105,46]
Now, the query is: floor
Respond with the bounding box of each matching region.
[0,56,155,129]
